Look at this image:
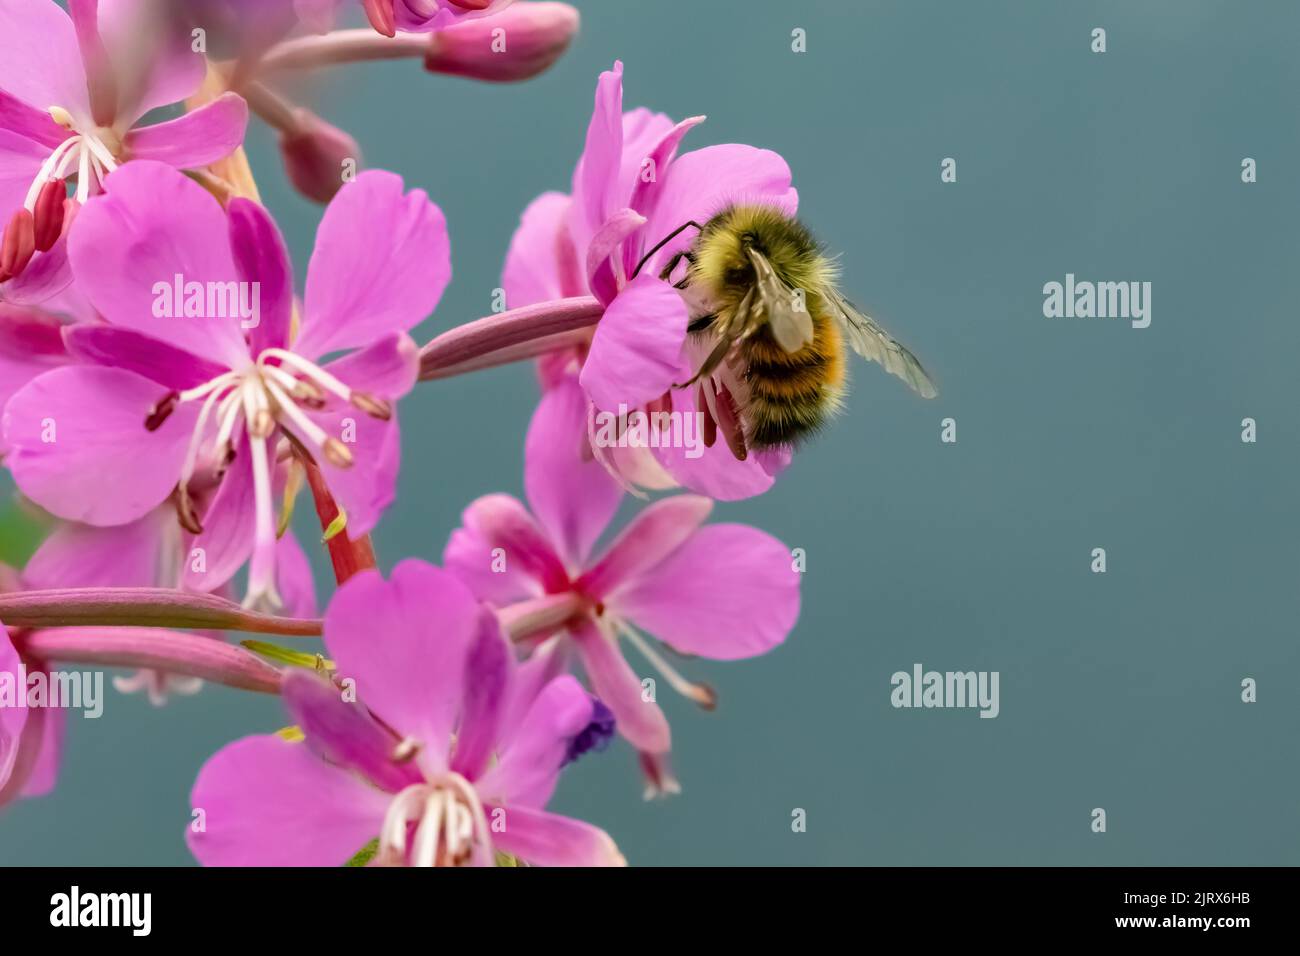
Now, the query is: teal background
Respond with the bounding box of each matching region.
[4,0,1300,865]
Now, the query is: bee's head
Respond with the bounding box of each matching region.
[693,204,821,298]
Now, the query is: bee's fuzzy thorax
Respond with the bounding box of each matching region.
[692,204,835,302]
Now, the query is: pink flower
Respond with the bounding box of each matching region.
[0,621,65,806]
[359,0,515,38]
[445,374,801,795]
[188,559,624,867]
[502,62,800,501]
[0,0,248,281]
[2,161,449,609]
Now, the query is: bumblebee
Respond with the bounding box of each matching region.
[639,204,936,457]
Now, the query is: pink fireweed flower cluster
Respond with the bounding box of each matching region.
[0,2,831,865]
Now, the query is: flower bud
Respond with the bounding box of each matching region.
[425,2,579,83]
[278,111,362,204]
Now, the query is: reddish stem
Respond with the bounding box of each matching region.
[301,457,377,585]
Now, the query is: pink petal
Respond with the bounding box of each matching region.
[0,237,76,307]
[502,191,580,308]
[443,495,550,606]
[450,612,513,780]
[18,701,64,798]
[63,325,228,390]
[303,405,400,537]
[320,333,419,400]
[0,129,50,221]
[23,506,171,589]
[624,115,705,274]
[475,674,594,808]
[491,804,625,867]
[585,207,644,305]
[123,93,248,169]
[187,734,389,867]
[227,196,294,355]
[650,382,790,500]
[640,144,798,278]
[3,365,198,526]
[0,1,89,122]
[0,632,30,794]
[612,524,800,660]
[570,616,669,754]
[579,273,687,412]
[68,162,252,368]
[99,0,207,118]
[0,91,69,149]
[275,530,318,619]
[183,436,256,593]
[578,494,712,599]
[297,171,450,360]
[569,62,624,257]
[443,493,568,598]
[281,668,418,794]
[525,375,622,568]
[322,560,484,777]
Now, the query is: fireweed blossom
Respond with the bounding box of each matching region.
[188,559,624,867]
[2,161,449,609]
[499,62,800,501]
[444,375,801,795]
[0,0,248,280]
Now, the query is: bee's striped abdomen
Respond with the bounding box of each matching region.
[740,302,845,448]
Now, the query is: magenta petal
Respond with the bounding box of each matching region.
[23,506,170,589]
[0,91,69,149]
[579,495,712,599]
[624,115,705,272]
[641,144,798,277]
[444,493,567,596]
[569,62,624,256]
[585,208,644,305]
[321,333,419,400]
[3,365,197,526]
[570,616,670,754]
[187,734,389,867]
[0,1,89,122]
[0,129,50,220]
[579,273,687,412]
[226,196,294,355]
[304,406,399,537]
[450,612,513,780]
[281,668,419,794]
[0,632,30,794]
[613,524,800,660]
[651,382,790,500]
[0,237,76,307]
[64,325,227,390]
[183,438,256,593]
[443,495,550,606]
[502,191,580,308]
[525,375,622,568]
[68,162,251,368]
[475,674,593,809]
[19,701,64,798]
[275,530,318,619]
[99,0,207,117]
[123,93,248,169]
[491,804,625,867]
[297,171,450,360]
[323,560,483,777]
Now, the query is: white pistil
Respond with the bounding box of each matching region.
[242,382,281,611]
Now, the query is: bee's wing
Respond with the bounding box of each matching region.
[746,248,814,353]
[824,288,938,399]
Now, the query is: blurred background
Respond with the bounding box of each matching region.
[4,0,1300,865]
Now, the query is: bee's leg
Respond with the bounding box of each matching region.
[632,221,705,279]
[658,251,686,283]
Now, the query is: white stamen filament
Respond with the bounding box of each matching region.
[241,383,281,611]
[24,109,122,212]
[615,618,717,708]
[261,374,335,453]
[376,773,491,867]
[259,348,355,403]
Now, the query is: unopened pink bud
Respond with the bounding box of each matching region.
[278,111,363,204]
[425,2,579,83]
[0,209,36,282]
[32,179,67,253]
[363,0,398,37]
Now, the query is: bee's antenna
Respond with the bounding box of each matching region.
[631,220,705,279]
